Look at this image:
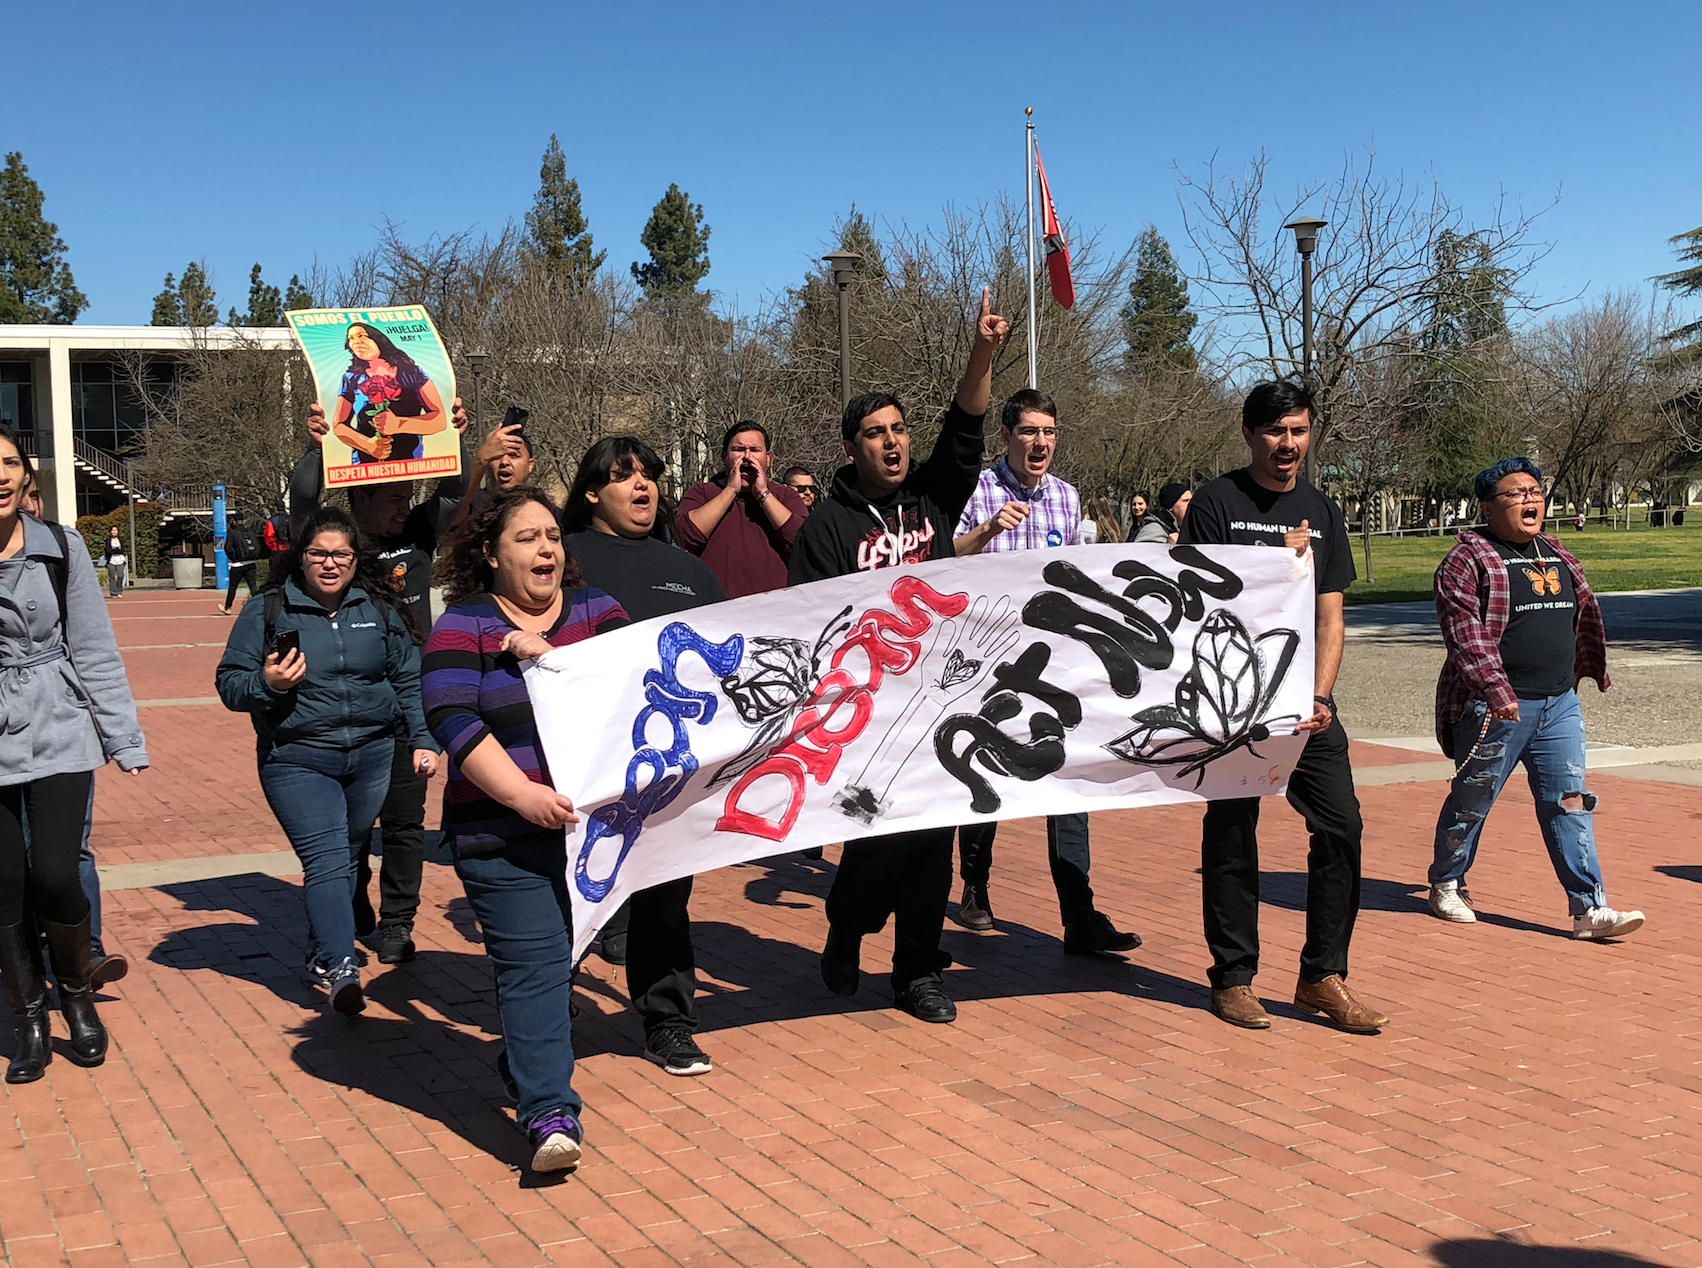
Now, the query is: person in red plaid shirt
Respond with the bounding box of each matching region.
[1428,456,1644,940]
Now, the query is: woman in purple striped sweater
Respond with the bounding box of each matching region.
[422,487,626,1174]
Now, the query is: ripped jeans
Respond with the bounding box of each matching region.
[1428,691,1609,915]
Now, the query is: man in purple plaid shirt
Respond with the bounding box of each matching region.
[947,388,1142,955]
[1428,456,1644,940]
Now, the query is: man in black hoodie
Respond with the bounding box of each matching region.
[787,288,1009,1024]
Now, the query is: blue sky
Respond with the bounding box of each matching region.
[8,1,1697,327]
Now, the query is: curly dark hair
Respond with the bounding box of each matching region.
[262,504,416,640]
[441,486,583,606]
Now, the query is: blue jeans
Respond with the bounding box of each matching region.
[258,738,393,968]
[1429,691,1609,915]
[454,837,581,1127]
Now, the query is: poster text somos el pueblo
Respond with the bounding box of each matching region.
[286,307,460,490]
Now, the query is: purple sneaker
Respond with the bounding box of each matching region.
[525,1111,583,1173]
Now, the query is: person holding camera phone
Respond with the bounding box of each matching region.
[673,421,808,599]
[215,505,439,1017]
[453,406,539,529]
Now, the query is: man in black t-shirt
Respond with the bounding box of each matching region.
[1180,380,1388,1034]
[560,435,726,1079]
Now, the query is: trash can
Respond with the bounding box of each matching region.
[172,555,204,589]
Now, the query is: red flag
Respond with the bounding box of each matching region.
[1034,143,1075,310]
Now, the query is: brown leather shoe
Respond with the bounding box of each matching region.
[1209,985,1271,1029]
[1294,975,1388,1033]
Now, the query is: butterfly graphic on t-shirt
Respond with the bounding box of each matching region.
[1523,565,1560,596]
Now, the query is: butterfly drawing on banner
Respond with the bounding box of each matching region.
[708,605,855,790]
[1105,609,1301,787]
[1524,565,1560,596]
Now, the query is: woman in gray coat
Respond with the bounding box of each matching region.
[0,428,148,1083]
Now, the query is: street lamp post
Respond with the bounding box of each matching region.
[1283,216,1327,483]
[822,251,862,409]
[468,350,487,433]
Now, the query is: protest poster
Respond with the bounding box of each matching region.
[526,544,1316,962]
[285,306,460,489]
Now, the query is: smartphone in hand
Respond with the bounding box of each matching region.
[274,629,301,659]
[502,405,530,442]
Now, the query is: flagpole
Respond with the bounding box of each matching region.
[1025,107,1037,390]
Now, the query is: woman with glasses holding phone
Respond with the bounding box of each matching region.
[216,504,439,1015]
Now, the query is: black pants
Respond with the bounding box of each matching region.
[1200,715,1363,989]
[957,812,1096,926]
[826,826,954,988]
[355,741,426,931]
[0,773,95,927]
[625,876,698,1036]
[224,563,259,609]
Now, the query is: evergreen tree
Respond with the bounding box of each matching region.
[1656,224,1702,364]
[631,183,711,299]
[283,275,316,311]
[177,262,217,327]
[525,134,605,287]
[1121,228,1197,371]
[150,273,183,326]
[233,263,283,326]
[0,152,88,324]
[838,208,887,283]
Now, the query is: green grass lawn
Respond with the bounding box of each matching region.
[1344,520,1702,604]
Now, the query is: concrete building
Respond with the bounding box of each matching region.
[0,324,294,523]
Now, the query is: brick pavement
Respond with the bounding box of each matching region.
[3,589,1700,1268]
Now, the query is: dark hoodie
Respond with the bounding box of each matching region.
[787,401,986,583]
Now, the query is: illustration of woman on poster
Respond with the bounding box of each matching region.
[332,323,446,463]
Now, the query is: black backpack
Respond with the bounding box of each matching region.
[225,523,259,563]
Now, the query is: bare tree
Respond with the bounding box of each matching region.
[1180,150,1552,469]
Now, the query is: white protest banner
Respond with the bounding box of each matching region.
[527,544,1315,962]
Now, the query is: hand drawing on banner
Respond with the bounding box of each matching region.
[709,605,854,790]
[833,595,1021,825]
[1105,609,1301,786]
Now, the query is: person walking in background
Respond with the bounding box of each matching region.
[782,466,819,512]
[949,388,1141,956]
[1083,497,1123,544]
[1134,482,1192,544]
[673,422,807,599]
[1427,457,1645,940]
[787,288,1008,1025]
[215,505,439,1017]
[295,400,469,964]
[217,511,261,614]
[0,426,148,1084]
[424,487,627,1173]
[563,437,725,1076]
[1181,381,1388,1035]
[100,528,126,598]
[263,499,291,563]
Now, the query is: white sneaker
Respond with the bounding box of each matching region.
[1429,880,1477,923]
[1573,907,1645,940]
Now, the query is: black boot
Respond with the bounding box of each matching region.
[0,922,52,1083]
[43,916,107,1068]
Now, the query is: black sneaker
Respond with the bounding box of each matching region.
[1063,910,1142,956]
[951,882,994,933]
[600,930,628,966]
[821,927,862,997]
[377,925,416,964]
[894,974,957,1024]
[326,957,365,1016]
[644,1027,713,1077]
[353,887,377,939]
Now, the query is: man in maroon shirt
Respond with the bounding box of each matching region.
[672,422,808,598]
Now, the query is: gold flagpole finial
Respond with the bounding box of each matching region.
[1025,106,1033,117]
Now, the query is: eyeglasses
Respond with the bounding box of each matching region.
[1013,426,1058,441]
[1493,487,1545,504]
[790,483,816,494]
[303,549,356,566]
